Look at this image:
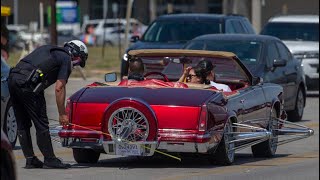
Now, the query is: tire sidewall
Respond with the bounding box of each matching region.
[3,100,17,147]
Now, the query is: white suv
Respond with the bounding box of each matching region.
[261,15,319,90]
[81,18,147,46]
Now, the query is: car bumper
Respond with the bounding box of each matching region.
[53,128,218,156]
[302,58,319,80]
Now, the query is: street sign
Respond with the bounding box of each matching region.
[48,0,79,24]
[56,0,79,23]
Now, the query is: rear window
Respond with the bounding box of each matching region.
[261,22,319,41]
[142,20,223,43]
[185,40,263,67]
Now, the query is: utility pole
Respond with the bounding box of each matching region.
[39,1,44,33]
[50,0,57,45]
[149,0,156,22]
[167,2,173,14]
[13,0,18,24]
[124,0,134,52]
[251,0,261,33]
[102,0,108,58]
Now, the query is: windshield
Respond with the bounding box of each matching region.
[139,55,248,82]
[185,40,263,67]
[142,20,223,43]
[261,22,319,41]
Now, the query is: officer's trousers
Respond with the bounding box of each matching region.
[8,74,49,132]
[8,72,56,159]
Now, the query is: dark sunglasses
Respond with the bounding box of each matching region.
[186,74,197,79]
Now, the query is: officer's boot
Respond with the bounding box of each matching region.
[36,130,71,169]
[17,130,43,168]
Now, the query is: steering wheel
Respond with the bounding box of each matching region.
[144,72,169,82]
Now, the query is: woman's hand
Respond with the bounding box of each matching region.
[183,66,192,76]
[179,66,192,82]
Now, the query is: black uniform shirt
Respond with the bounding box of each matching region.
[50,49,72,82]
[17,45,72,89]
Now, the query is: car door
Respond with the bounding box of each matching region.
[276,41,299,107]
[264,42,290,108]
[239,85,269,127]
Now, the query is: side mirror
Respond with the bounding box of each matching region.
[105,72,117,82]
[130,35,140,43]
[253,76,263,85]
[273,59,287,67]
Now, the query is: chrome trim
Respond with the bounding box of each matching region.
[157,141,218,153]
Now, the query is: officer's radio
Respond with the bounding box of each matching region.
[26,68,44,84]
[26,68,44,93]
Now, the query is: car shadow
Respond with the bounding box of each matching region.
[68,153,291,170]
[13,145,22,150]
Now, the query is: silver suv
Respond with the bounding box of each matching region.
[261,15,319,90]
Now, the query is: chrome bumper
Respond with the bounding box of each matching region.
[157,141,218,153]
[50,127,218,155]
[56,136,217,155]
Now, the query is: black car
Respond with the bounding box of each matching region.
[8,30,26,51]
[184,34,306,122]
[121,13,256,78]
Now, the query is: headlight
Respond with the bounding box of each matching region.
[123,53,128,61]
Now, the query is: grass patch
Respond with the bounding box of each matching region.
[7,46,124,78]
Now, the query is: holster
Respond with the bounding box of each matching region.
[11,67,44,93]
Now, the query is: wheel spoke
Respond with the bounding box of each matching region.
[108,107,149,142]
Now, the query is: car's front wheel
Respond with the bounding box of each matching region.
[3,100,17,148]
[287,87,305,122]
[72,148,100,164]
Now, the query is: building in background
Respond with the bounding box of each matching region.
[1,0,318,33]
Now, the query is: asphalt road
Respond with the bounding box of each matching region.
[13,78,319,180]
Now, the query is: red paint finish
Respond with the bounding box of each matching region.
[151,105,201,130]
[72,103,109,128]
[58,129,102,138]
[101,99,158,141]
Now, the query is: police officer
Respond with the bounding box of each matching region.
[8,40,88,169]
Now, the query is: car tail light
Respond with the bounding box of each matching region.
[66,99,72,123]
[198,104,207,132]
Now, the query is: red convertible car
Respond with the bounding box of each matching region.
[55,49,313,165]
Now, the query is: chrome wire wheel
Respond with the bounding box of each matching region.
[6,105,17,145]
[296,89,305,118]
[210,120,235,165]
[269,110,278,155]
[224,120,235,162]
[108,107,149,142]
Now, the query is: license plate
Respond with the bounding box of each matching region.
[116,143,141,156]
